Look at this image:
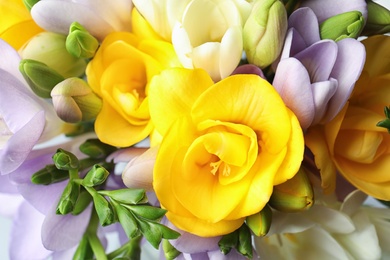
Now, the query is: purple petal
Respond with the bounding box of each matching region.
[288,8,321,47]
[9,148,67,214]
[0,40,25,83]
[10,201,52,260]
[42,203,92,251]
[279,29,308,61]
[294,40,338,83]
[0,174,18,193]
[208,248,248,259]
[231,64,265,79]
[272,58,315,129]
[325,38,366,122]
[300,0,367,23]
[0,193,23,216]
[311,79,338,124]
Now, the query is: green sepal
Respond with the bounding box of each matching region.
[72,235,93,260]
[98,188,147,205]
[237,224,253,259]
[56,181,80,215]
[72,189,92,215]
[82,164,110,187]
[79,139,117,158]
[112,200,139,238]
[19,59,65,98]
[162,239,181,260]
[92,193,116,226]
[125,205,167,221]
[377,106,390,133]
[218,229,238,255]
[31,164,69,185]
[66,22,99,59]
[53,148,80,170]
[65,121,95,137]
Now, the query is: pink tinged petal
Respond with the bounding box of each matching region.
[31,1,114,41]
[294,40,338,83]
[272,58,315,129]
[311,79,338,124]
[42,204,92,251]
[325,38,366,123]
[231,64,265,79]
[288,7,321,46]
[10,201,52,260]
[300,0,367,23]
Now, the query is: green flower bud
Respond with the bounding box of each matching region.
[72,190,92,215]
[162,239,181,260]
[269,167,314,212]
[243,0,288,68]
[66,22,99,59]
[20,32,87,78]
[237,224,253,259]
[218,229,238,255]
[19,59,65,98]
[52,148,80,170]
[51,78,102,123]
[98,188,147,205]
[79,139,117,158]
[320,11,364,41]
[92,193,116,226]
[31,164,69,185]
[56,181,80,215]
[23,0,40,11]
[246,204,272,237]
[362,0,390,36]
[82,164,110,187]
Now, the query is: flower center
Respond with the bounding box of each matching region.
[210,159,231,177]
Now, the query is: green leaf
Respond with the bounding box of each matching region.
[137,220,163,249]
[156,223,181,240]
[98,188,147,205]
[125,205,167,221]
[162,239,181,260]
[112,201,139,238]
[92,193,115,226]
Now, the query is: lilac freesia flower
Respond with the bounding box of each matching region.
[31,0,133,41]
[0,39,66,175]
[272,7,366,129]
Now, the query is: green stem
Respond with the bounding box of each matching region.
[106,240,132,259]
[87,210,108,260]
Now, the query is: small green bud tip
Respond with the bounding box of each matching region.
[163,240,181,260]
[31,164,69,185]
[320,11,364,41]
[246,204,272,237]
[52,148,80,170]
[22,0,40,11]
[51,78,102,123]
[377,106,390,133]
[56,182,80,215]
[269,167,314,212]
[79,139,117,158]
[66,22,99,59]
[19,59,65,98]
[82,164,110,187]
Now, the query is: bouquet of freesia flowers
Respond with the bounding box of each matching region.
[2,0,390,259]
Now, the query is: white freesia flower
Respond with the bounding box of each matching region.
[30,0,133,40]
[254,190,390,260]
[171,0,245,81]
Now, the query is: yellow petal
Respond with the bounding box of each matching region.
[192,74,291,154]
[148,68,214,136]
[95,101,153,147]
[0,20,43,50]
[131,7,164,41]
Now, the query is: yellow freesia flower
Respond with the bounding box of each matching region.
[305,35,390,200]
[86,32,180,147]
[149,68,304,236]
[0,0,42,49]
